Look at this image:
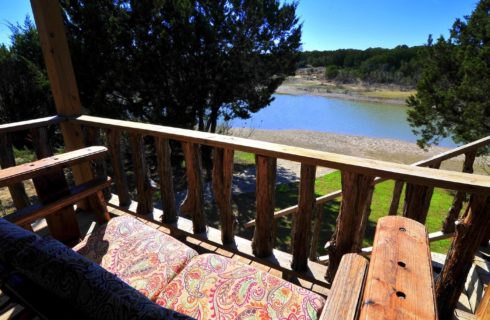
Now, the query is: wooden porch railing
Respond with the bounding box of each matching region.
[245,135,490,262]
[0,115,489,318]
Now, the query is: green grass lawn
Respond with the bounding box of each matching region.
[224,167,456,256]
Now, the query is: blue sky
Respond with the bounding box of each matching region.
[0,0,480,50]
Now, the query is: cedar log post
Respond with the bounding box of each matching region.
[388,180,404,215]
[84,127,111,200]
[442,150,476,233]
[403,162,441,224]
[435,194,490,319]
[0,133,30,210]
[326,171,375,283]
[291,164,316,271]
[212,148,235,244]
[129,133,153,215]
[155,137,177,224]
[309,202,324,261]
[181,142,206,233]
[30,0,105,213]
[252,155,276,257]
[107,129,132,207]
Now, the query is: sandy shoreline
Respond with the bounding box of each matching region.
[230,128,484,174]
[276,84,407,105]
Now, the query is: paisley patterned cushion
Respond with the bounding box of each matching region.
[156,253,326,320]
[74,216,198,301]
[12,236,194,320]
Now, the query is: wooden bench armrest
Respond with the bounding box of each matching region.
[359,216,437,319]
[319,253,368,320]
[5,177,112,226]
[0,146,108,188]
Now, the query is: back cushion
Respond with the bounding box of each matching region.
[0,218,40,264]
[12,236,194,320]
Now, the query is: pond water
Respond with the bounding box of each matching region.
[229,94,457,147]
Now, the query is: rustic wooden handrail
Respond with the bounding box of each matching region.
[73,115,490,194]
[0,115,65,134]
[245,135,490,228]
[0,146,108,188]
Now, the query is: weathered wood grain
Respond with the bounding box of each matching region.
[31,1,97,212]
[436,194,490,319]
[359,216,437,320]
[6,177,111,226]
[181,142,206,233]
[326,171,375,283]
[388,180,404,215]
[84,126,111,200]
[476,286,490,320]
[155,137,177,223]
[309,202,324,261]
[291,164,316,271]
[106,129,131,206]
[212,147,235,244]
[443,150,476,233]
[74,115,490,195]
[129,133,153,215]
[0,146,107,188]
[252,155,277,258]
[403,161,441,224]
[29,127,80,243]
[319,253,368,320]
[0,133,30,210]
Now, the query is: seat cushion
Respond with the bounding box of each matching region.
[0,218,40,264]
[12,236,194,320]
[74,216,198,301]
[156,253,326,320]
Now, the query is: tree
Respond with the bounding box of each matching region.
[0,19,54,146]
[325,65,338,79]
[58,0,301,132]
[407,0,490,148]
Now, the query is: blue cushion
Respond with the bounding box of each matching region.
[12,236,194,320]
[0,218,40,264]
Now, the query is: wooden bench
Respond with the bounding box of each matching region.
[321,216,438,319]
[0,146,111,244]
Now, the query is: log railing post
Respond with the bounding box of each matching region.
[30,127,81,242]
[155,137,177,224]
[212,147,235,244]
[388,180,404,215]
[442,150,476,233]
[107,129,131,207]
[435,194,490,319]
[181,142,206,233]
[0,133,30,210]
[309,202,324,261]
[84,127,111,200]
[326,171,375,283]
[291,164,316,271]
[403,162,441,224]
[252,155,276,258]
[129,133,153,215]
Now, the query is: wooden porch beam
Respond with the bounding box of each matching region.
[30,0,101,211]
